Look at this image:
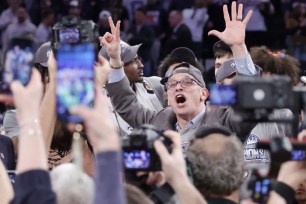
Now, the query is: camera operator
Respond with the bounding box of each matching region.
[103,2,258,149]
[186,125,244,204]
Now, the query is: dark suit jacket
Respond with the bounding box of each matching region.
[162,23,193,58]
[106,76,255,141]
[127,24,155,62]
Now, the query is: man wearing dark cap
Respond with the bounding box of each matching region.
[103,2,258,144]
[157,47,204,78]
[100,40,164,136]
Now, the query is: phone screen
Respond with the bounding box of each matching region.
[291,150,306,161]
[59,28,80,43]
[56,43,95,122]
[1,38,34,92]
[123,150,151,170]
[249,171,272,203]
[209,84,237,106]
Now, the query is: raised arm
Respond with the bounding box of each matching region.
[71,56,126,204]
[101,17,157,127]
[0,160,14,204]
[40,54,57,153]
[154,130,207,204]
[10,69,56,204]
[208,1,258,76]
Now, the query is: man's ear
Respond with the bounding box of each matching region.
[200,88,209,101]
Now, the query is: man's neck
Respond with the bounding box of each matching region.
[223,191,239,203]
[208,191,239,203]
[176,107,205,129]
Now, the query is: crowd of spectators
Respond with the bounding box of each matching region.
[1,0,306,204]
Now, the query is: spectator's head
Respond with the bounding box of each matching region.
[99,41,144,83]
[213,41,233,75]
[161,62,208,119]
[16,7,27,23]
[50,163,94,204]
[157,47,204,77]
[68,0,81,18]
[250,46,300,86]
[41,8,55,27]
[296,179,306,204]
[135,7,147,25]
[168,10,183,28]
[98,10,111,27]
[125,183,154,204]
[187,125,245,199]
[7,0,21,11]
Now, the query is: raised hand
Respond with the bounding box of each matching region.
[99,17,121,66]
[11,69,43,122]
[208,1,253,47]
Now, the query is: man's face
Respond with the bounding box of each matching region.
[168,11,180,28]
[16,7,27,23]
[124,55,144,83]
[296,179,306,202]
[166,72,208,119]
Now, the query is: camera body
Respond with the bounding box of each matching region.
[122,124,172,171]
[210,75,295,121]
[51,16,99,47]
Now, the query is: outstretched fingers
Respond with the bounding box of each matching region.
[231,1,237,21]
[243,10,253,25]
[223,4,230,22]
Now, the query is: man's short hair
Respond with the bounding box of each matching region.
[187,125,245,198]
[213,41,233,59]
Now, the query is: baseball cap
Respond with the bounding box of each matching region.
[169,47,197,65]
[99,10,111,20]
[99,40,141,64]
[161,62,205,87]
[3,110,19,138]
[215,59,262,83]
[33,41,52,67]
[213,40,232,54]
[215,59,236,83]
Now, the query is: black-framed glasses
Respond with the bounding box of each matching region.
[124,56,140,66]
[165,78,202,90]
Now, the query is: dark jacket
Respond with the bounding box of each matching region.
[106,76,255,142]
[162,23,193,58]
[127,24,155,62]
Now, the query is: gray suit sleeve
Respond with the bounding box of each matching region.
[105,77,157,128]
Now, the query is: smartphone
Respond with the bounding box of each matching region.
[1,37,34,93]
[209,84,237,106]
[56,43,95,122]
[248,170,272,203]
[123,150,151,170]
[7,170,16,184]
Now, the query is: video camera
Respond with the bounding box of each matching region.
[210,75,297,120]
[122,124,172,171]
[51,16,99,47]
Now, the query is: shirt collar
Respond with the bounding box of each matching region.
[176,107,206,131]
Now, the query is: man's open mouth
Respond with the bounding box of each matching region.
[176,94,186,104]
